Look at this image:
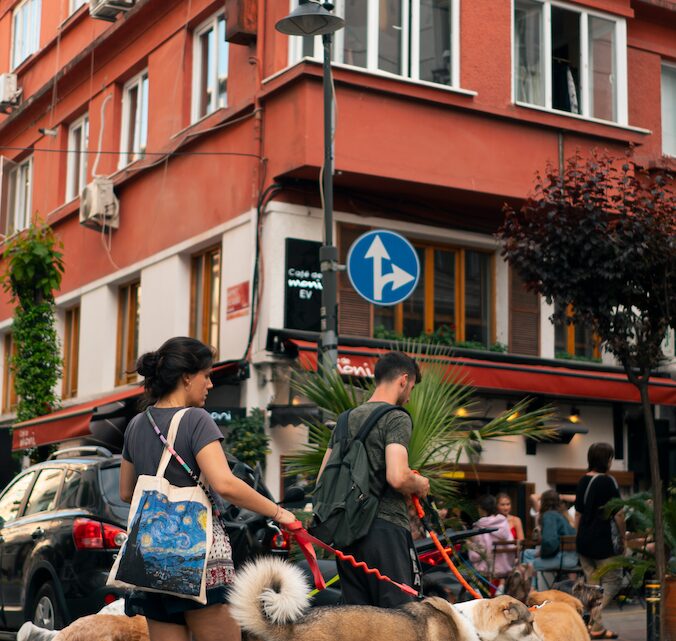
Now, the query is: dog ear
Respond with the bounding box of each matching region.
[503,602,533,624]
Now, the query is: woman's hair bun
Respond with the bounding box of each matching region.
[136,351,160,378]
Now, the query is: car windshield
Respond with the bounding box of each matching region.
[99,465,126,507]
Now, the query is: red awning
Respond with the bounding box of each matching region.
[289,339,676,406]
[11,386,142,451]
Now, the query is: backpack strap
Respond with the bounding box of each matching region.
[333,409,353,454]
[350,404,409,448]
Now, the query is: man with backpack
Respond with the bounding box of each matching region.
[314,352,430,608]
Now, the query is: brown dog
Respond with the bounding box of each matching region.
[229,557,540,641]
[527,589,584,616]
[53,614,149,641]
[528,601,589,641]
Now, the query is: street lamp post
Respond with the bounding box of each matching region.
[276,1,345,373]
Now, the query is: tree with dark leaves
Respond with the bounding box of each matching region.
[498,150,675,635]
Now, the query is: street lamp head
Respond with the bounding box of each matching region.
[275,0,345,37]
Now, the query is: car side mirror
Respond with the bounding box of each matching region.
[282,486,305,505]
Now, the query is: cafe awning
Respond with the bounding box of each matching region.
[11,386,142,451]
[9,359,248,451]
[284,337,676,406]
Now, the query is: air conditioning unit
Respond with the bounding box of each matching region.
[0,73,21,109]
[88,0,135,21]
[79,177,120,229]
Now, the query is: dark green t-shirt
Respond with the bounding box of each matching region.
[328,402,412,530]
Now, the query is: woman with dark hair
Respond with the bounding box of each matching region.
[522,490,577,586]
[119,337,296,641]
[574,443,626,639]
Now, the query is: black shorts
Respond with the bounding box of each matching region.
[337,518,422,608]
[124,585,231,625]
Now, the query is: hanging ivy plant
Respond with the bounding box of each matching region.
[2,221,65,423]
[225,408,270,470]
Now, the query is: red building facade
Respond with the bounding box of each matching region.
[0,0,674,497]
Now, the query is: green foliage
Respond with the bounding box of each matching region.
[373,324,507,353]
[285,354,557,504]
[1,222,64,423]
[225,408,270,469]
[554,352,602,363]
[597,485,676,585]
[498,150,675,378]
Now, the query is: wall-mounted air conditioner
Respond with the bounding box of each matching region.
[79,177,120,229]
[0,74,21,110]
[89,0,135,22]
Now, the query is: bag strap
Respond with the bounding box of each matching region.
[583,473,599,507]
[146,407,224,520]
[350,404,407,448]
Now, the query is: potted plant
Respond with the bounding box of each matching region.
[598,485,676,640]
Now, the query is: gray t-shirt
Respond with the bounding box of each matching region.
[328,402,412,530]
[122,407,223,487]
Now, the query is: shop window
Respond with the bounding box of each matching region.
[514,0,626,124]
[338,226,493,346]
[66,115,89,202]
[0,156,33,236]
[62,305,80,400]
[291,0,459,88]
[116,282,141,385]
[192,13,228,122]
[554,302,600,360]
[190,246,221,354]
[2,333,18,413]
[12,0,41,69]
[662,64,676,157]
[119,71,149,168]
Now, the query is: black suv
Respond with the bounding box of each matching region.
[0,447,129,634]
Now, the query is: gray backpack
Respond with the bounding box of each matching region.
[310,404,405,548]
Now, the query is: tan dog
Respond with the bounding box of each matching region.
[53,614,149,641]
[527,589,584,616]
[528,601,590,641]
[229,557,540,641]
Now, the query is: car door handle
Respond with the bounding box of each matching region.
[31,527,44,540]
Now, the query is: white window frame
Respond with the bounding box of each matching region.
[66,114,89,202]
[119,70,149,169]
[512,0,628,126]
[289,0,461,89]
[191,12,228,123]
[70,0,87,13]
[11,0,42,70]
[5,157,33,236]
[661,62,676,158]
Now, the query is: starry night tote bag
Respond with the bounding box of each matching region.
[107,408,213,604]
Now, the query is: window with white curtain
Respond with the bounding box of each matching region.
[4,157,33,236]
[66,115,89,201]
[290,0,460,88]
[513,0,627,125]
[662,64,676,157]
[192,13,228,122]
[119,71,149,168]
[12,0,41,69]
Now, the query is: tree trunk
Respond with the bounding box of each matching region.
[637,380,666,641]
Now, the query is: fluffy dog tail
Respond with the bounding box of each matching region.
[228,557,310,640]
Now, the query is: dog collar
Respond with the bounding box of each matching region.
[528,600,551,612]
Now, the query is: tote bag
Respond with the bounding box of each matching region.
[108,408,213,603]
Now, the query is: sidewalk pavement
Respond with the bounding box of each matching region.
[603,604,646,641]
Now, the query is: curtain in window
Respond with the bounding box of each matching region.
[515,0,544,105]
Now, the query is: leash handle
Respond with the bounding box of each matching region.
[284,521,419,597]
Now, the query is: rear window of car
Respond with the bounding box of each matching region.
[99,465,125,507]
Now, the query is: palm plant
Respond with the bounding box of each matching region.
[285,350,558,504]
[597,485,676,587]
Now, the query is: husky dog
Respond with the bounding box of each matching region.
[229,557,540,641]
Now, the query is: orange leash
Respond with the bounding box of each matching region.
[411,495,483,600]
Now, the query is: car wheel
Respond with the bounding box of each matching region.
[32,582,64,631]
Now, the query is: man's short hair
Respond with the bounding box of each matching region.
[374,352,421,385]
[587,442,614,473]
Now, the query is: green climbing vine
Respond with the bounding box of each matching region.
[2,221,65,422]
[225,408,270,469]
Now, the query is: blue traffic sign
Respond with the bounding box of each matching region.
[347,230,420,306]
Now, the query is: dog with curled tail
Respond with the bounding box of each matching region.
[228,557,540,641]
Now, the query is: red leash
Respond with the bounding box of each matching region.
[284,520,419,597]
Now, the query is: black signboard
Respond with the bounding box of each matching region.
[284,238,322,332]
[208,407,246,427]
